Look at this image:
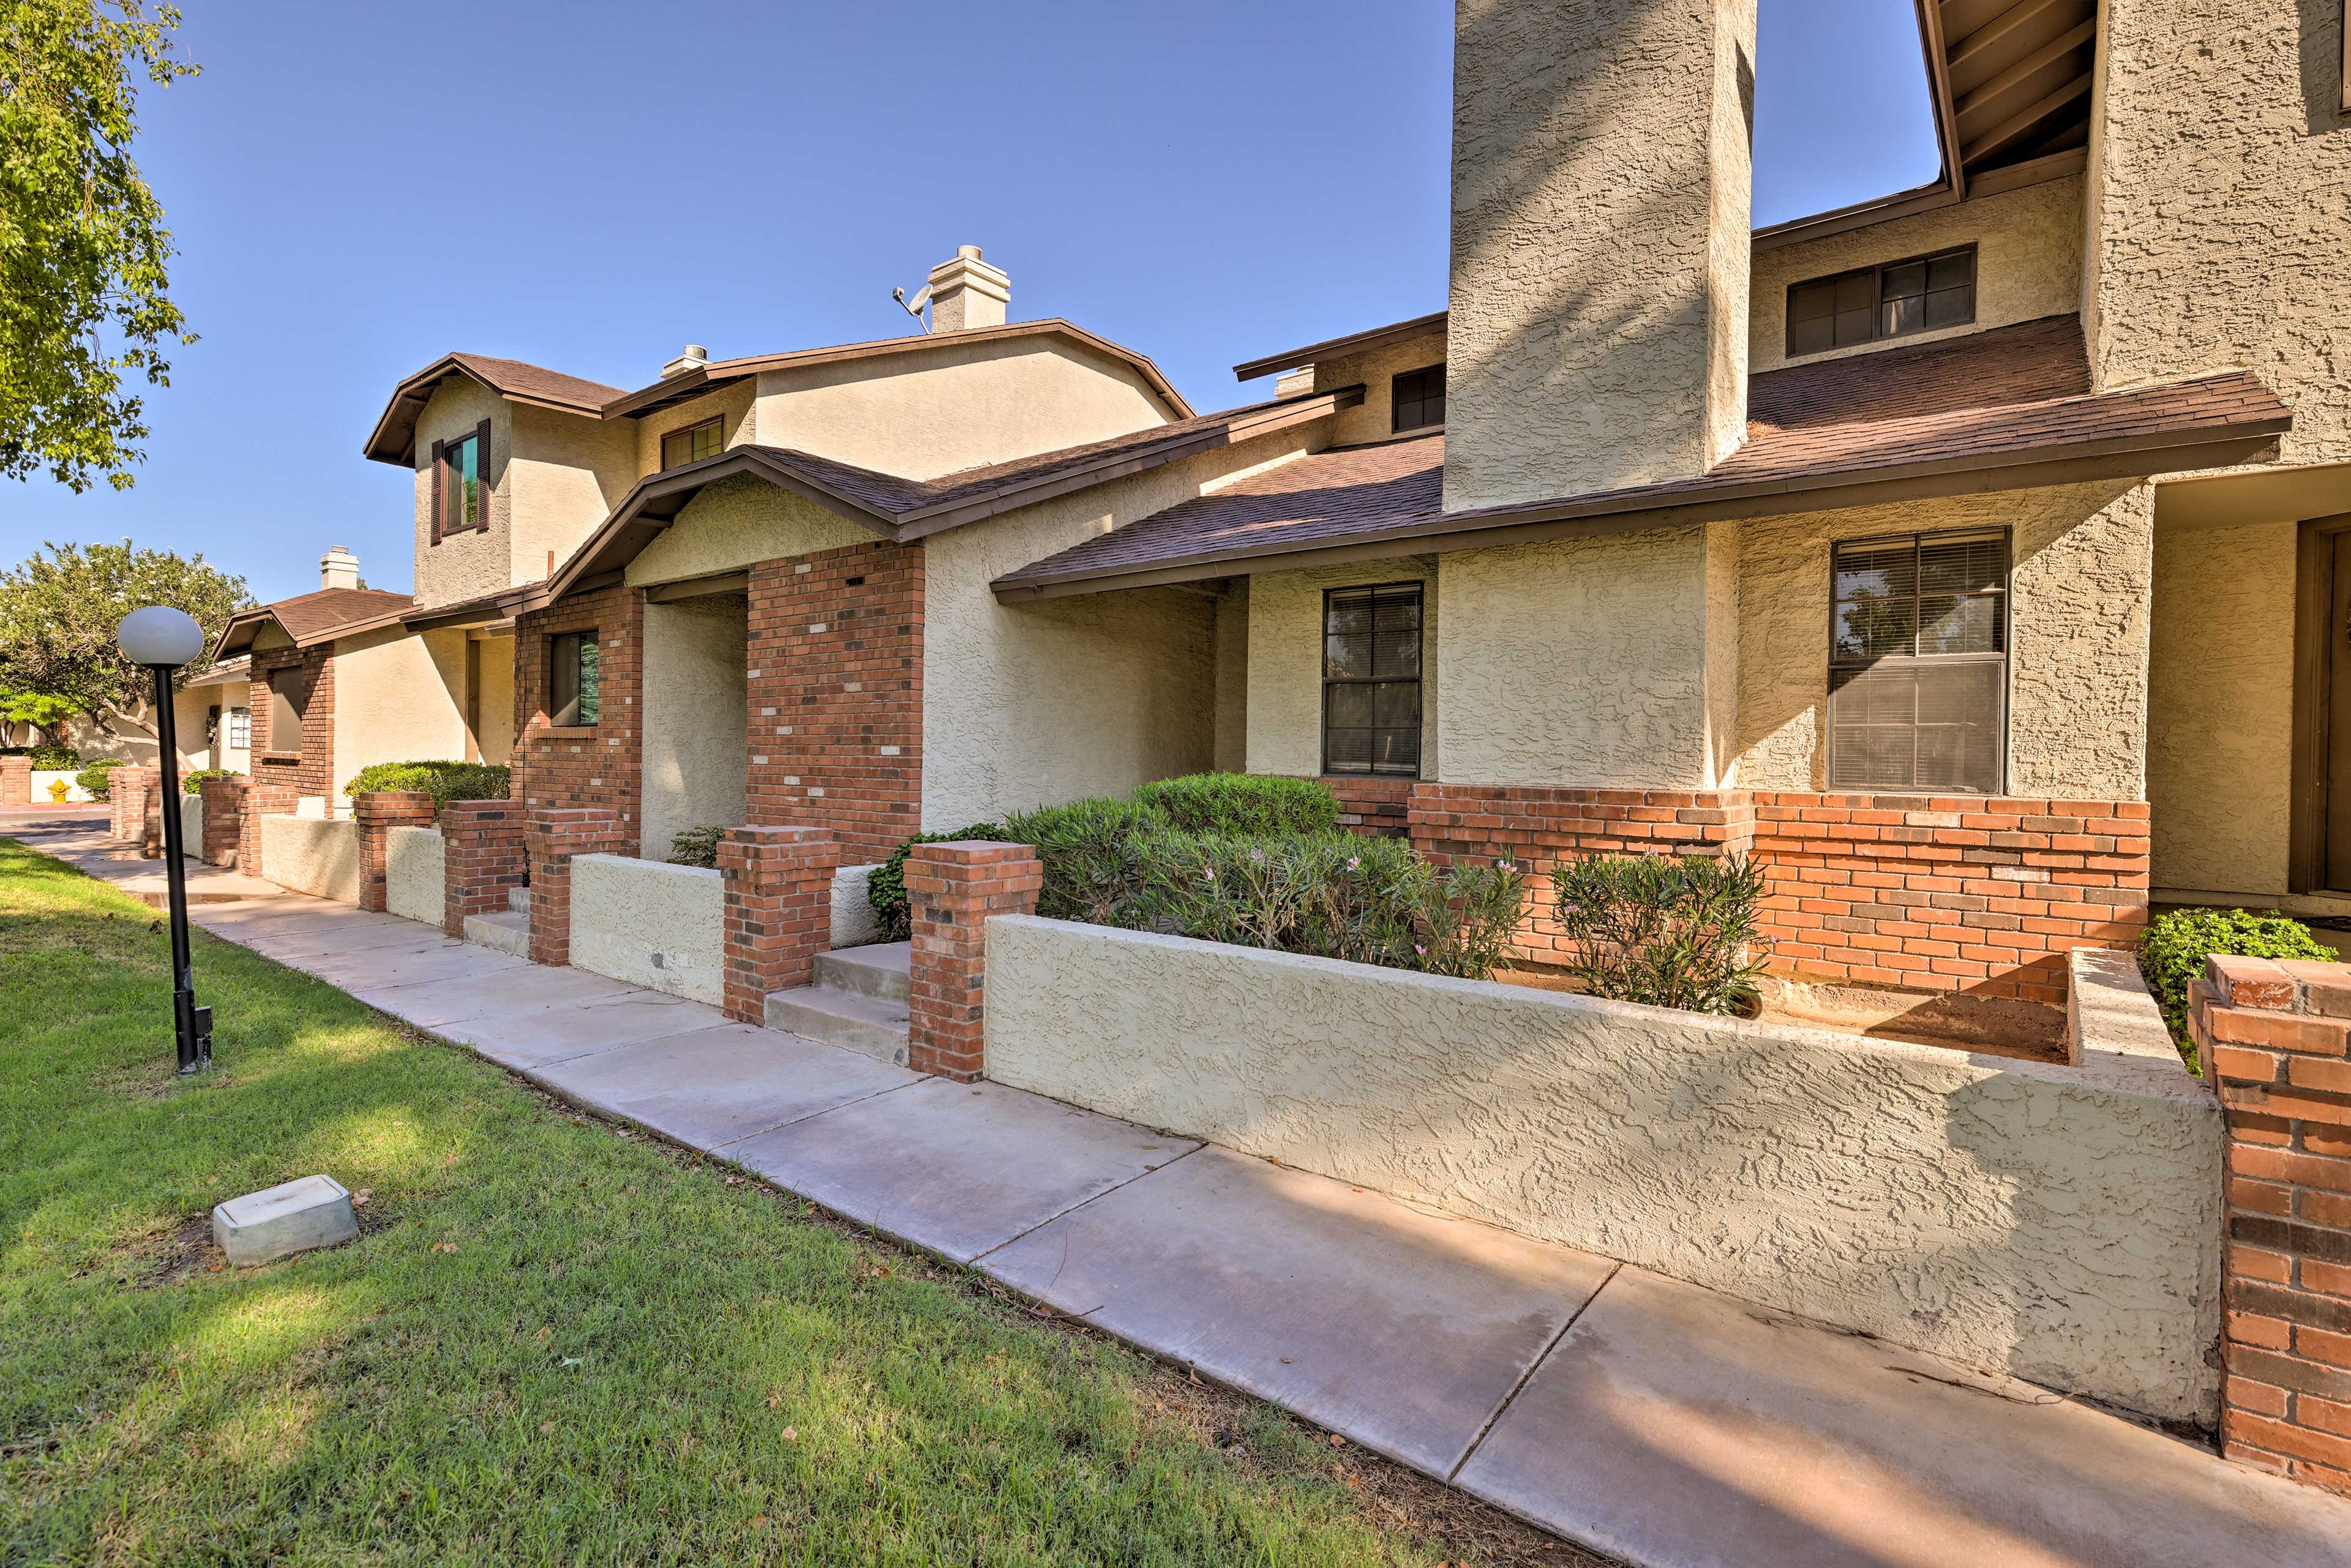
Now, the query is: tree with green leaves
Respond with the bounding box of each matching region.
[0,539,253,743]
[1,1,200,492]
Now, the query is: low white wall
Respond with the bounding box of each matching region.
[31,769,90,803]
[259,814,361,903]
[387,825,444,927]
[569,853,725,1005]
[831,863,885,948]
[179,793,203,858]
[982,916,2225,1427]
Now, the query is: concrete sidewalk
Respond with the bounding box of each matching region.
[14,819,2351,1567]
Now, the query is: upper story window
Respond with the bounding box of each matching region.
[430,419,491,542]
[660,416,723,470]
[1828,530,2008,793]
[1322,583,1422,777]
[1392,364,1445,433]
[1787,246,1976,358]
[550,631,600,727]
[266,672,305,754]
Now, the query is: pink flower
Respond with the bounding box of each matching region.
[1414,943,1427,955]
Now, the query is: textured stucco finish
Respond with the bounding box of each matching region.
[2089,0,2351,467]
[1748,176,2087,374]
[329,626,470,798]
[830,863,885,949]
[2148,519,2296,895]
[983,915,2223,1425]
[410,378,514,610]
[179,793,203,859]
[474,631,516,765]
[1733,482,2153,798]
[639,597,749,859]
[1445,0,1756,510]
[631,380,756,479]
[260,814,361,903]
[1309,329,1450,447]
[510,402,635,581]
[386,825,444,926]
[623,475,872,588]
[568,853,725,1005]
[1212,583,1250,773]
[921,435,1319,828]
[754,335,1174,484]
[1246,558,1439,779]
[1438,527,1727,787]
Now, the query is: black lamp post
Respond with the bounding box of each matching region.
[117,607,213,1075]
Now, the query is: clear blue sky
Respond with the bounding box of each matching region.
[2,0,1936,606]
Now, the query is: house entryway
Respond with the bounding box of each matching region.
[764,940,912,1066]
[2295,513,2351,893]
[640,587,749,861]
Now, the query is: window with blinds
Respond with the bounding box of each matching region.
[1828,530,2007,793]
[661,415,723,470]
[1322,583,1422,777]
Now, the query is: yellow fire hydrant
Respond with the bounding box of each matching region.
[47,779,70,802]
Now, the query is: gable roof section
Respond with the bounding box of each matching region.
[212,587,417,659]
[995,316,2292,600]
[1232,309,1449,383]
[364,353,627,465]
[544,385,1362,601]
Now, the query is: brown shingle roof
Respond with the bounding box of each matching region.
[362,352,627,464]
[213,587,416,659]
[997,317,2291,598]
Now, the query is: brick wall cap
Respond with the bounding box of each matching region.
[2209,955,2301,1010]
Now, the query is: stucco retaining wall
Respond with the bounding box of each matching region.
[982,914,2224,1426]
[568,853,724,1005]
[259,814,361,903]
[180,793,203,859]
[387,825,444,926]
[831,863,885,949]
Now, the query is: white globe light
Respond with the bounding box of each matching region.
[117,606,206,668]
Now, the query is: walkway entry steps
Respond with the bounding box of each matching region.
[763,940,910,1067]
[462,885,530,957]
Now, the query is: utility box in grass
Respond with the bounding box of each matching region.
[212,1174,359,1266]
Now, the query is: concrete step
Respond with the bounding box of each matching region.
[814,940,910,1004]
[764,984,909,1068]
[464,908,530,958]
[507,884,530,914]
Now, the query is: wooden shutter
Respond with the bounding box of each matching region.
[429,438,445,544]
[473,418,492,531]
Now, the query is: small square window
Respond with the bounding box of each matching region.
[661,415,723,470]
[1785,247,1975,358]
[550,632,600,727]
[1390,365,1445,433]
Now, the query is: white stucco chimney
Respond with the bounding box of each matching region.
[926,246,1010,333]
[319,545,360,592]
[1444,0,1757,511]
[662,343,709,380]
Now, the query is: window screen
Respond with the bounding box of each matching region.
[1322,583,1422,777]
[268,673,304,754]
[1787,247,1975,357]
[1391,364,1445,433]
[661,416,723,470]
[1828,531,2006,792]
[550,632,601,727]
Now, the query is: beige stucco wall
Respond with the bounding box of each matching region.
[1245,557,1440,780]
[411,378,514,610]
[639,596,749,860]
[631,380,757,479]
[983,914,2224,1427]
[328,626,470,798]
[568,853,725,1005]
[752,335,1174,483]
[1748,176,2087,374]
[386,825,444,926]
[1733,481,2154,800]
[1308,330,1449,447]
[510,402,636,585]
[260,814,361,903]
[623,473,874,588]
[474,631,516,765]
[2148,519,2297,896]
[1437,527,1727,787]
[2088,0,2351,466]
[1212,582,1250,773]
[1445,0,1755,509]
[921,435,1326,828]
[830,863,886,948]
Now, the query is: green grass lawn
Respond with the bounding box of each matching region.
[1,838,1587,1566]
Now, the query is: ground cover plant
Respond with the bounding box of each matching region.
[2139,906,2332,1071]
[0,838,1593,1566]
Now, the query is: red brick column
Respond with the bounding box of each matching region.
[2195,954,2351,1496]
[353,791,438,912]
[904,841,1041,1082]
[440,798,528,939]
[0,756,28,806]
[240,779,300,883]
[200,775,247,867]
[142,782,167,859]
[108,765,151,843]
[526,808,631,967]
[717,825,841,1022]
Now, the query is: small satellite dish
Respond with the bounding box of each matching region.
[892,283,932,324]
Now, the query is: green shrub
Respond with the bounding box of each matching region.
[1131,772,1342,836]
[74,757,123,800]
[342,760,511,809]
[868,822,1008,939]
[181,768,239,794]
[2139,907,2331,1071]
[1552,852,1772,1016]
[29,744,78,769]
[1002,798,1166,927]
[667,826,725,868]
